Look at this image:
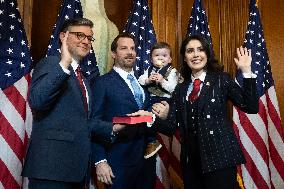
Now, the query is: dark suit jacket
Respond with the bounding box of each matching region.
[91,69,149,167]
[22,56,112,182]
[155,72,259,173]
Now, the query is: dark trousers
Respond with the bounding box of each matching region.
[136,156,156,189]
[183,163,237,189]
[105,156,156,189]
[28,178,86,189]
[183,133,237,189]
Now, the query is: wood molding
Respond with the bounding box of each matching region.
[17,0,33,45]
[152,0,180,69]
[218,0,249,75]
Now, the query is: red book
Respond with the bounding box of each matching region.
[112,116,153,124]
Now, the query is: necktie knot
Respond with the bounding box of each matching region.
[127,74,143,109]
[193,79,202,87]
[127,74,135,81]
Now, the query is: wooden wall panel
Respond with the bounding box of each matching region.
[17,0,33,45]
[31,0,62,62]
[218,0,249,74]
[151,0,179,67]
[104,0,132,33]
[206,0,221,62]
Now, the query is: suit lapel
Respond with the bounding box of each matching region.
[83,77,92,116]
[110,70,138,107]
[198,73,216,111]
[179,81,190,128]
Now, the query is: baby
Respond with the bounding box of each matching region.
[139,42,179,158]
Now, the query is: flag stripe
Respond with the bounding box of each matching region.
[0,136,23,187]
[241,142,270,189]
[0,112,24,162]
[269,158,284,189]
[155,177,165,189]
[0,159,20,189]
[3,86,26,120]
[237,109,269,163]
[234,112,271,187]
[157,135,170,168]
[240,164,258,189]
[267,87,281,118]
[0,90,25,142]
[155,155,169,189]
[268,137,284,181]
[258,96,269,127]
[14,76,29,102]
[266,89,284,140]
[169,151,182,178]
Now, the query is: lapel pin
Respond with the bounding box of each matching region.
[206,82,210,86]
[211,99,215,102]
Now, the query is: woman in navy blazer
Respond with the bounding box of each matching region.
[152,35,259,189]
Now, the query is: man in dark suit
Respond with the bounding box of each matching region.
[92,33,156,189]
[22,18,124,189]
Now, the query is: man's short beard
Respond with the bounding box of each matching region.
[72,54,83,62]
[68,47,85,62]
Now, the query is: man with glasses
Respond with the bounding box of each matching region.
[22,18,123,189]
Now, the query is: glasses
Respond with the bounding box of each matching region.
[69,32,95,42]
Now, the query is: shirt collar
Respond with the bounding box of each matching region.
[191,71,207,82]
[113,66,135,80]
[71,59,79,72]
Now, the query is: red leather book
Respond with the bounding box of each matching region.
[112,116,152,124]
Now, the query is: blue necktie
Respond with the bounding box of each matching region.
[127,74,143,109]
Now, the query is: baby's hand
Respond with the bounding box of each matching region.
[148,74,156,83]
[153,73,163,83]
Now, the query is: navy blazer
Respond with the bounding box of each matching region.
[22,56,112,182]
[91,69,149,167]
[155,72,259,173]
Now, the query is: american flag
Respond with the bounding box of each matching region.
[47,0,100,85]
[123,0,157,78]
[0,0,33,188]
[233,0,284,188]
[187,0,213,48]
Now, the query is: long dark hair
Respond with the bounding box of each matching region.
[179,35,223,81]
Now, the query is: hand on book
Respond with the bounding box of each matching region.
[126,110,153,117]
